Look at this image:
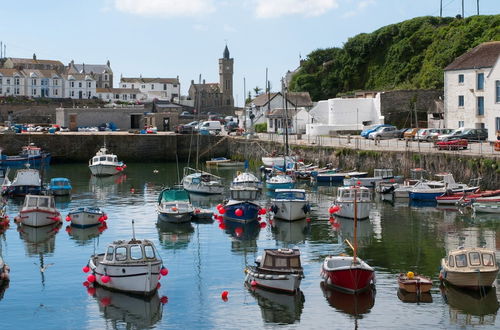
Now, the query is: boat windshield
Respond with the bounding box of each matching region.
[374,169,393,177]
[130,245,143,260]
[231,189,259,200]
[482,253,495,267]
[159,189,189,203]
[144,245,156,259]
[275,191,305,200]
[100,156,107,162]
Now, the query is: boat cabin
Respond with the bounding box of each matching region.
[374,169,393,178]
[230,186,260,200]
[158,188,189,204]
[91,154,118,165]
[274,189,306,200]
[23,194,55,209]
[50,178,71,187]
[338,187,371,200]
[445,248,496,270]
[103,239,160,264]
[21,145,43,157]
[258,249,302,272]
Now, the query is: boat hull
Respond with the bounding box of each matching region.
[334,201,371,219]
[440,268,498,289]
[6,185,42,196]
[244,267,302,293]
[397,275,432,293]
[157,211,192,224]
[89,164,123,176]
[20,209,60,227]
[0,154,51,168]
[51,188,72,196]
[266,182,294,190]
[223,201,260,223]
[69,209,105,228]
[321,256,375,293]
[89,256,162,296]
[183,182,224,195]
[473,202,500,214]
[271,200,308,221]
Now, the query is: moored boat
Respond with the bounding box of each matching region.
[270,189,310,221]
[316,170,367,184]
[409,173,479,202]
[221,187,262,223]
[86,229,167,296]
[244,248,304,293]
[266,173,295,190]
[16,194,60,227]
[181,167,224,195]
[67,207,107,228]
[472,196,500,214]
[440,247,498,289]
[156,187,194,223]
[344,169,396,188]
[0,143,51,168]
[48,177,72,196]
[397,272,432,293]
[436,189,500,205]
[2,165,42,196]
[332,186,371,220]
[89,146,126,176]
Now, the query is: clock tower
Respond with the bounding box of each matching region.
[219,45,234,108]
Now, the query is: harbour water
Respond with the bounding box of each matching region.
[0,163,498,329]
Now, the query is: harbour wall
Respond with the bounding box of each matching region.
[228,138,500,190]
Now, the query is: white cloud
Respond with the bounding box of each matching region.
[358,0,375,10]
[255,0,339,19]
[342,0,375,18]
[114,0,216,17]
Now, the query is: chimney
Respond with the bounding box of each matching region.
[106,59,110,67]
[203,79,205,84]
[33,53,37,60]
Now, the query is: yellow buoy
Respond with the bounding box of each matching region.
[407,271,414,279]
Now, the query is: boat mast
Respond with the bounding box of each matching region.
[195,74,202,170]
[353,188,358,264]
[132,219,136,240]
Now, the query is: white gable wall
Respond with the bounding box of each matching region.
[485,58,500,141]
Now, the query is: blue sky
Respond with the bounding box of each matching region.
[1,0,498,105]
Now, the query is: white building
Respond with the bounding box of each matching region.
[22,69,63,98]
[96,88,144,103]
[306,93,383,136]
[67,60,113,88]
[120,77,180,101]
[444,41,500,141]
[63,74,96,99]
[0,69,25,96]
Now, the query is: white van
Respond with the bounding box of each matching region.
[199,120,222,134]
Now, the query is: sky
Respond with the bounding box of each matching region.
[1,0,498,106]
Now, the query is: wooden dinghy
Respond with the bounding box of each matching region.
[397,272,432,293]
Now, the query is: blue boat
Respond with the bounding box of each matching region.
[266,174,295,190]
[316,170,368,183]
[48,178,72,196]
[2,166,42,196]
[0,144,51,168]
[222,187,262,223]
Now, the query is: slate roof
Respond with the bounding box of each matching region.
[21,69,61,78]
[121,77,179,84]
[74,64,111,74]
[268,108,298,118]
[191,83,220,93]
[7,57,64,67]
[0,68,24,76]
[445,41,500,71]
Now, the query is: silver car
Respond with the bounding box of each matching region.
[368,126,398,140]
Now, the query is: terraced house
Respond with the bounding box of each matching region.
[444,41,500,141]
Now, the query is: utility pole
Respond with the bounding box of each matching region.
[477,0,479,15]
[462,0,464,18]
[243,77,246,132]
[440,0,442,17]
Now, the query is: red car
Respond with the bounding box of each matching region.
[435,139,468,150]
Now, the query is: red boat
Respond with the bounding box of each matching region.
[436,189,500,205]
[321,189,375,293]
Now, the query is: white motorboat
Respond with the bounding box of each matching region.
[232,171,262,190]
[332,186,371,219]
[440,247,498,289]
[271,189,310,221]
[409,174,479,202]
[181,167,224,195]
[2,165,42,196]
[157,187,194,223]
[472,196,500,214]
[262,156,295,167]
[230,171,262,201]
[89,146,126,176]
[344,169,395,188]
[87,231,166,296]
[266,174,295,190]
[16,194,60,227]
[245,248,304,293]
[67,207,107,228]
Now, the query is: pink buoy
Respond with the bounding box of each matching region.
[82,266,90,273]
[101,275,110,283]
[259,222,267,229]
[219,223,226,230]
[219,208,226,215]
[87,274,96,283]
[160,267,168,276]
[83,281,90,287]
[157,282,161,289]
[356,181,362,186]
[87,287,96,296]
[235,208,243,217]
[306,217,311,223]
[160,296,168,304]
[216,204,223,210]
[103,214,108,221]
[65,215,71,222]
[221,290,229,300]
[251,280,257,286]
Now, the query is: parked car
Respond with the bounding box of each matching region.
[443,128,488,142]
[225,121,239,133]
[428,128,453,141]
[199,120,222,134]
[437,128,467,141]
[396,128,411,139]
[435,139,468,150]
[416,128,440,142]
[179,111,194,119]
[368,126,398,140]
[175,121,199,134]
[360,124,392,138]
[403,128,420,140]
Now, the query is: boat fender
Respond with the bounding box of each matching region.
[270,205,279,214]
[302,204,311,214]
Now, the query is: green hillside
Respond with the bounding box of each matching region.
[289,15,500,101]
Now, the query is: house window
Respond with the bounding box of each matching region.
[54,89,58,96]
[104,74,108,80]
[496,81,500,103]
[173,84,178,88]
[122,84,126,88]
[141,85,145,89]
[458,74,464,83]
[6,79,10,85]
[477,96,484,116]
[151,84,154,90]
[131,84,134,89]
[6,87,10,94]
[496,117,500,132]
[14,78,19,85]
[115,94,119,99]
[0,88,2,94]
[70,82,74,88]
[71,91,74,97]
[458,95,464,107]
[477,73,484,90]
[32,89,36,95]
[458,121,464,128]
[78,82,82,88]
[163,83,167,90]
[88,82,92,88]
[32,79,36,86]
[14,88,18,95]
[0,78,2,85]
[53,79,58,86]
[132,94,136,99]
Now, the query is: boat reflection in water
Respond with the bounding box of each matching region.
[223,219,261,254]
[397,288,432,303]
[441,284,499,326]
[271,219,309,244]
[92,286,164,329]
[320,281,375,317]
[157,221,194,250]
[17,222,61,256]
[336,217,373,246]
[66,223,107,246]
[246,284,304,324]
[188,192,223,208]
[89,174,127,200]
[0,280,8,301]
